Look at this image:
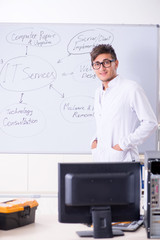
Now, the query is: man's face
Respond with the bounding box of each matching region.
[92,53,119,84]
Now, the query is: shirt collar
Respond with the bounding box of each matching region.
[100,75,120,92]
[107,74,119,88]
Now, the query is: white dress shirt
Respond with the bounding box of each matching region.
[92,75,158,162]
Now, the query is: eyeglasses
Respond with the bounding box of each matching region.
[92,59,116,70]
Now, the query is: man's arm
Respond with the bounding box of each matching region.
[119,85,158,150]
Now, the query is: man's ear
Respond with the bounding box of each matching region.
[115,60,119,69]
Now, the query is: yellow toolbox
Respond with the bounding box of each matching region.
[0,198,38,230]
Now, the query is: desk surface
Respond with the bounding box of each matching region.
[0,214,158,240]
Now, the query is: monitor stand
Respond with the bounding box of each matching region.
[76,206,124,238]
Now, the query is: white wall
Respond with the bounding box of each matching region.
[0,0,159,196]
[0,0,160,24]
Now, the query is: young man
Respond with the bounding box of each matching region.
[90,44,158,162]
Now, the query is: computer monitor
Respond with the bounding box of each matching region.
[58,162,140,238]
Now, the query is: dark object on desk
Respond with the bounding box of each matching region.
[58,162,141,239]
[0,199,38,230]
[144,151,160,239]
[112,219,144,232]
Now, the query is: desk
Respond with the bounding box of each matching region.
[0,214,158,240]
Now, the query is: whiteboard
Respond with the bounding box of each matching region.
[0,23,158,154]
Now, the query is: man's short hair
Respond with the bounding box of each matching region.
[90,44,117,63]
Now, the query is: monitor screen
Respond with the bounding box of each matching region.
[58,162,140,238]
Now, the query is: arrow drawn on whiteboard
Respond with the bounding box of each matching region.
[62,72,74,77]
[57,53,71,63]
[49,84,64,98]
[19,93,24,103]
[25,46,28,55]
